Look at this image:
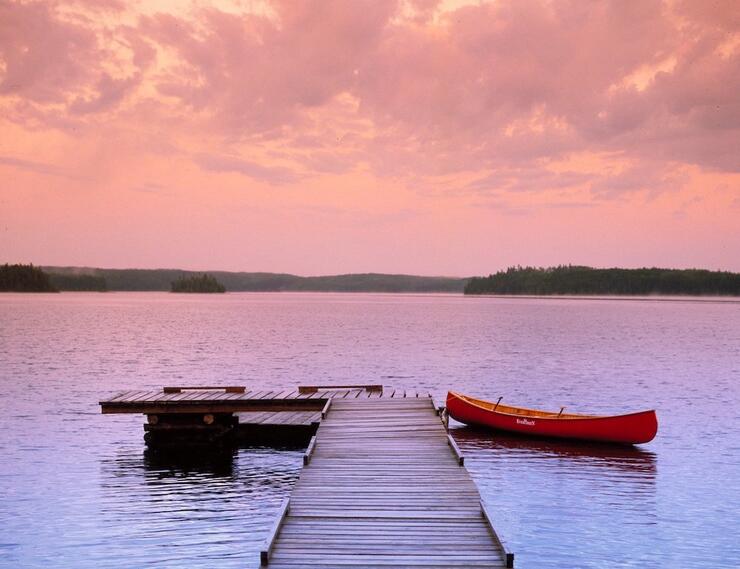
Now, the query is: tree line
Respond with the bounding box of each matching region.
[171,274,226,293]
[464,266,740,296]
[1,264,109,292]
[0,264,58,292]
[48,273,107,291]
[43,266,467,292]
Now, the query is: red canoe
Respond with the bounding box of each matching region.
[446,391,658,445]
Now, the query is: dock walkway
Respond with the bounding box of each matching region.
[264,396,510,568]
[99,386,513,567]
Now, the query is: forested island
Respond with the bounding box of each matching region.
[171,274,226,293]
[0,264,58,292]
[465,266,740,296]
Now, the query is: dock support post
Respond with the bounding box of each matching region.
[143,412,238,448]
[437,406,449,430]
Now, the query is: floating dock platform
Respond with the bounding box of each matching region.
[100,386,514,567]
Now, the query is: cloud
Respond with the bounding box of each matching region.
[193,152,301,185]
[70,72,140,115]
[589,162,691,199]
[131,182,168,194]
[0,1,147,125]
[0,1,97,102]
[0,154,76,179]
[1,0,738,192]
[466,168,592,195]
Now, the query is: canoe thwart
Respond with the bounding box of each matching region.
[261,498,290,565]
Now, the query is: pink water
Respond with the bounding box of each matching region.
[1,292,738,567]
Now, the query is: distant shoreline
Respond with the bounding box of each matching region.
[466,293,740,304]
[41,266,468,293]
[3,290,737,304]
[2,264,737,296]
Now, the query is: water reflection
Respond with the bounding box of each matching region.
[453,426,657,479]
[94,446,303,568]
[3,293,738,568]
[453,426,660,567]
[102,445,304,495]
[142,446,237,477]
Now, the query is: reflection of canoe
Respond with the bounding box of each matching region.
[446,391,658,445]
[452,427,657,477]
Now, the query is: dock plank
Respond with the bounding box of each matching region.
[265,396,510,568]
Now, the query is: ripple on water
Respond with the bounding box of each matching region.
[1,292,739,568]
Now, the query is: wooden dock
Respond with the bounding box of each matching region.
[100,386,514,567]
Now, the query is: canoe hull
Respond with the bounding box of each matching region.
[446,392,657,445]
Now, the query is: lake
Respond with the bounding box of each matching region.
[1,292,738,568]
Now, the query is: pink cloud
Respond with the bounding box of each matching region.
[193,152,302,185]
[0,154,75,179]
[0,1,97,102]
[3,0,737,190]
[69,72,140,115]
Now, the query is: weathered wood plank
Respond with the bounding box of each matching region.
[162,385,245,393]
[303,436,317,466]
[298,384,383,393]
[321,398,332,419]
[481,500,515,568]
[262,396,512,567]
[447,433,465,466]
[261,498,290,565]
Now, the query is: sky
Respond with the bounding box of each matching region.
[1,0,739,276]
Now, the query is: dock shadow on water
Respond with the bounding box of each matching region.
[142,446,238,477]
[139,442,308,478]
[97,445,305,568]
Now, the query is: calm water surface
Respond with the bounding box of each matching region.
[1,292,738,568]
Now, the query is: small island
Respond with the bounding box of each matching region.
[171,273,226,293]
[465,266,740,296]
[0,263,58,292]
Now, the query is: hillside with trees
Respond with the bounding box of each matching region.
[0,264,58,292]
[44,267,467,293]
[465,266,740,296]
[47,273,108,291]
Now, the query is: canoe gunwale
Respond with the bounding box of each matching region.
[447,391,655,422]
